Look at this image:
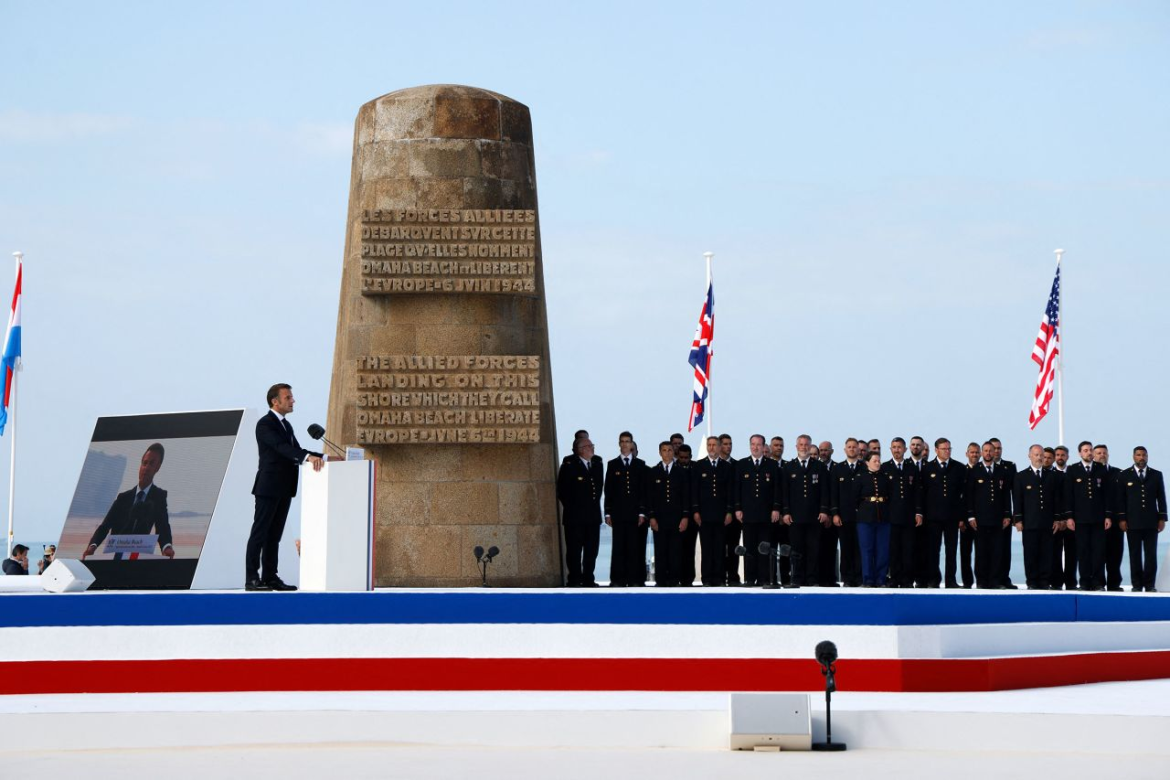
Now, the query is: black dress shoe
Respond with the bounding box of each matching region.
[1147,587,1158,593]
[266,578,297,591]
[245,579,271,591]
[945,582,960,589]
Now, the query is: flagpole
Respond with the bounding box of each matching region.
[6,251,20,560]
[1054,248,1064,447]
[703,251,713,440]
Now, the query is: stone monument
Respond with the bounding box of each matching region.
[326,85,561,587]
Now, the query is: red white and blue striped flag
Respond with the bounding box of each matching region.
[1028,263,1060,430]
[687,276,714,432]
[0,258,21,436]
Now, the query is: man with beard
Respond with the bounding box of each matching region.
[816,440,838,585]
[1046,446,1077,590]
[1094,444,1125,590]
[829,438,865,587]
[1064,441,1112,591]
[967,441,1012,589]
[782,435,830,587]
[735,435,783,586]
[1013,444,1062,589]
[692,436,735,586]
[920,438,967,588]
[604,431,647,587]
[1115,446,1167,592]
[769,436,786,465]
[906,436,931,586]
[882,437,923,587]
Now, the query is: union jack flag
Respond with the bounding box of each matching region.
[1028,263,1061,430]
[687,278,714,432]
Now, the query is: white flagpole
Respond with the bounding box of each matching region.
[6,251,20,559]
[1054,249,1065,447]
[703,251,714,440]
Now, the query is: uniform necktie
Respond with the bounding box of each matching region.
[850,462,855,472]
[754,459,760,468]
[135,490,146,505]
[624,457,630,468]
[711,459,718,467]
[1139,469,1146,481]
[1035,469,1041,478]
[897,462,902,471]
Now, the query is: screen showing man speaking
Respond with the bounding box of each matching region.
[56,410,244,589]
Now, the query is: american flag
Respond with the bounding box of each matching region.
[687,278,714,432]
[1028,263,1061,430]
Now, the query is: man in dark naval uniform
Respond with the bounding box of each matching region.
[1114,446,1167,592]
[734,435,782,586]
[1064,440,1112,591]
[719,433,742,585]
[782,434,830,587]
[990,438,1018,589]
[1012,444,1062,589]
[920,438,966,588]
[967,441,1012,589]
[1046,446,1077,590]
[557,437,604,587]
[1093,444,1125,590]
[882,437,922,587]
[830,438,865,587]
[646,441,691,587]
[604,431,647,587]
[692,436,734,586]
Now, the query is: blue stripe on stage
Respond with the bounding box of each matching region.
[1,590,1168,628]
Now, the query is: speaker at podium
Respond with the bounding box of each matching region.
[299,458,375,591]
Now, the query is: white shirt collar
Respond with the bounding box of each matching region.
[136,484,153,497]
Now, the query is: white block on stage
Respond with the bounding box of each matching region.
[42,559,96,593]
[299,459,375,592]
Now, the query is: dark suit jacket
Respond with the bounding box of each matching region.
[1012,467,1061,530]
[781,458,829,524]
[1114,466,1168,529]
[253,411,318,498]
[2,558,26,575]
[557,456,603,525]
[603,456,647,523]
[735,456,782,523]
[88,484,172,552]
[1062,461,1111,524]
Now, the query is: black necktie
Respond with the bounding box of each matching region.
[135,490,146,505]
[624,458,630,468]
[282,418,294,443]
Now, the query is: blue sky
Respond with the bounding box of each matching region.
[1,1,1168,548]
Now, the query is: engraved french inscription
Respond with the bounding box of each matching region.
[360,209,537,295]
[354,355,541,444]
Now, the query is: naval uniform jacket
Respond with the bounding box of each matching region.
[603,455,648,524]
[735,456,782,524]
[1114,466,1168,530]
[782,458,830,524]
[692,457,734,523]
[966,462,1011,525]
[557,456,603,525]
[1062,461,1112,525]
[646,461,691,525]
[881,459,919,525]
[829,460,865,522]
[919,459,965,524]
[1012,467,1062,531]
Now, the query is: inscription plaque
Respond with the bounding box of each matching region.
[354,355,541,444]
[360,208,537,294]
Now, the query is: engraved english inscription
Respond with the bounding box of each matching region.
[355,355,541,444]
[360,209,537,294]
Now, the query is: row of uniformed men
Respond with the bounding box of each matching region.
[556,430,1167,591]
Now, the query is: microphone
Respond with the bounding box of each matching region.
[307,423,345,457]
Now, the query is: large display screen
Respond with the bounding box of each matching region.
[56,410,244,589]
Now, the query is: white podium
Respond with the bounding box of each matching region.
[299,459,375,591]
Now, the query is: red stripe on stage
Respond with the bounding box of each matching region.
[2,653,1169,696]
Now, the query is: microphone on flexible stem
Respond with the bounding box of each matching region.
[307,423,345,457]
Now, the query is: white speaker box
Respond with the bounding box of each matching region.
[729,693,812,750]
[42,558,95,593]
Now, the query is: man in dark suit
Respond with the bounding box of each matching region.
[83,442,174,560]
[990,438,1019,588]
[1094,444,1126,590]
[248,384,323,591]
[718,433,742,584]
[735,435,782,586]
[693,435,734,586]
[919,438,966,588]
[830,438,865,587]
[603,431,647,587]
[646,441,691,586]
[557,436,604,587]
[782,434,830,587]
[1046,446,1077,590]
[1012,445,1062,589]
[882,438,922,587]
[1115,446,1167,592]
[1064,440,1112,591]
[3,544,29,575]
[967,441,1012,589]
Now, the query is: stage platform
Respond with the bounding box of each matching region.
[2,587,1169,696]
